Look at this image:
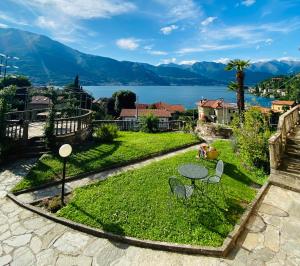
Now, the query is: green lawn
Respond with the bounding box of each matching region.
[13,132,199,192]
[58,140,268,247]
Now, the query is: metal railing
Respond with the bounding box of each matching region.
[269,105,300,169]
[93,120,185,131]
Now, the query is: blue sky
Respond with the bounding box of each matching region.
[0,0,300,65]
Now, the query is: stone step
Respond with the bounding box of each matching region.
[270,173,300,193]
[283,152,300,160]
[277,164,300,179]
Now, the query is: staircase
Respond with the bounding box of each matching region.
[24,136,50,158]
[269,106,300,192]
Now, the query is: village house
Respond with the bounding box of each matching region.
[136,102,185,114]
[27,95,52,110]
[271,100,296,112]
[120,108,172,122]
[197,99,238,124]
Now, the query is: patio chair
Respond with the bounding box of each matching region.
[168,176,194,199]
[200,160,226,198]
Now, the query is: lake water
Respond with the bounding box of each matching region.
[84,86,272,109]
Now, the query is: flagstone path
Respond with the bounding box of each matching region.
[1,159,300,266]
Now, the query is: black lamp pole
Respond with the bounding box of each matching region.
[61,157,67,206]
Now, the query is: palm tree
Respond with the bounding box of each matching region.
[225,59,250,115]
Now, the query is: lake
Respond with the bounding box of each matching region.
[83,86,272,109]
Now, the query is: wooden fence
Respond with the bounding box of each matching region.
[4,108,93,140]
[269,105,300,169]
[5,108,49,122]
[54,109,93,136]
[5,120,28,140]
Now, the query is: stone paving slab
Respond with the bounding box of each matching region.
[1,159,300,265]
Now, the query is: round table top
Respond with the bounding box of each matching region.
[178,163,208,180]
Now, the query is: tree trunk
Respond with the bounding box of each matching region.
[236,70,245,115]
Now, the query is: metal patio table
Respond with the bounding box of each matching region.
[178,163,208,186]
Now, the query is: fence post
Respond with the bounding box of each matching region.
[77,118,82,131]
[23,121,29,141]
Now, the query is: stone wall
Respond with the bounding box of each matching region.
[196,122,233,139]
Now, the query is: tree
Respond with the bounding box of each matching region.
[112,90,136,116]
[225,59,250,116]
[231,108,271,172]
[0,86,16,157]
[65,75,94,109]
[0,75,31,89]
[139,114,159,133]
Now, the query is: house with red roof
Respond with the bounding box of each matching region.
[120,109,172,122]
[271,100,296,113]
[197,99,238,124]
[136,101,185,114]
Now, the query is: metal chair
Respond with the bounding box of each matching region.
[200,160,226,198]
[168,176,194,199]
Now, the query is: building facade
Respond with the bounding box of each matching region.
[271,100,295,113]
[197,99,238,124]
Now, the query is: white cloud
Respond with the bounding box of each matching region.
[265,38,273,45]
[36,16,59,30]
[213,58,231,64]
[0,23,8,28]
[155,0,202,22]
[241,0,256,7]
[198,20,300,46]
[144,45,153,50]
[116,38,140,50]
[161,58,177,64]
[148,50,168,55]
[179,60,197,65]
[17,0,136,19]
[201,17,217,26]
[0,12,28,26]
[177,44,239,54]
[160,25,178,35]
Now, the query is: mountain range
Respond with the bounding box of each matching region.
[1,28,300,86]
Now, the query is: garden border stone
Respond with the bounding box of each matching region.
[7,180,271,257]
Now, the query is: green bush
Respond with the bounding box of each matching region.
[139,114,159,133]
[94,124,119,142]
[43,196,62,213]
[231,108,271,172]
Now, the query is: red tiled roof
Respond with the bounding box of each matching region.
[120,109,172,118]
[197,99,238,109]
[136,103,149,109]
[136,102,185,113]
[252,106,272,114]
[272,100,295,106]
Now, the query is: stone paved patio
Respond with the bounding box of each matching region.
[1,159,300,265]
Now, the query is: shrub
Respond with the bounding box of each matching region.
[139,114,159,133]
[94,124,119,142]
[231,108,271,172]
[43,196,62,213]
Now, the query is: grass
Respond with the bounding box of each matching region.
[57,140,268,247]
[12,131,199,192]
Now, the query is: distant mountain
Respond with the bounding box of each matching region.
[0,28,299,86]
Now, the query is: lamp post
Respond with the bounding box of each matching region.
[58,144,72,206]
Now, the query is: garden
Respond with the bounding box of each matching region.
[56,140,267,247]
[13,131,200,191]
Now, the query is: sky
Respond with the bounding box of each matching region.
[0,0,300,65]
